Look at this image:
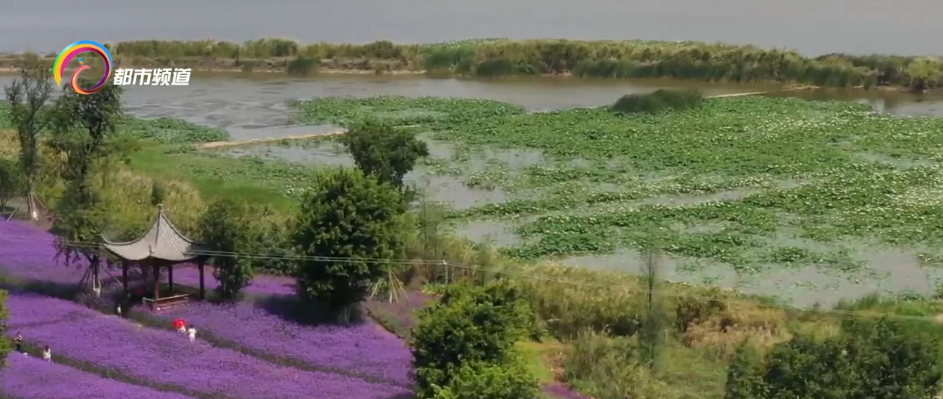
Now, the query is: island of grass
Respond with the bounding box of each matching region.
[1,38,941,92]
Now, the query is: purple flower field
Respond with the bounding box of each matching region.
[164,264,296,296]
[0,354,198,399]
[159,301,414,385]
[0,220,89,284]
[6,292,411,399]
[0,220,295,296]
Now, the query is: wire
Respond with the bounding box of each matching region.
[1,233,940,323]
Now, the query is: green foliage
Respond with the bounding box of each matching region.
[726,317,942,399]
[289,96,527,128]
[0,289,10,369]
[724,344,766,399]
[286,56,319,76]
[198,199,259,300]
[412,281,536,399]
[4,61,54,216]
[49,82,125,264]
[292,168,408,323]
[611,89,704,114]
[429,359,539,399]
[118,117,228,144]
[343,121,430,188]
[0,158,24,209]
[564,332,676,399]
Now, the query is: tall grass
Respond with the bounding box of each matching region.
[12,38,935,90]
[611,89,705,114]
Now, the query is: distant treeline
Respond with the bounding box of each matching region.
[10,38,943,91]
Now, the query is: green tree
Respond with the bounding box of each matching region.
[725,317,941,399]
[0,289,10,369]
[638,248,664,370]
[3,60,54,221]
[343,121,430,188]
[292,168,408,323]
[48,82,124,293]
[198,198,257,300]
[0,158,24,211]
[412,282,538,399]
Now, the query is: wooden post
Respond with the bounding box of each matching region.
[198,259,206,300]
[152,262,160,303]
[168,263,174,292]
[121,260,129,295]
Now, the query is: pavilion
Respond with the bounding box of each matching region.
[101,204,209,310]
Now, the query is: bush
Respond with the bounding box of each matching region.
[611,89,704,114]
[293,168,408,323]
[412,282,537,399]
[725,317,942,398]
[430,359,538,399]
[286,56,319,76]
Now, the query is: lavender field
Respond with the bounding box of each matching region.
[4,293,410,399]
[0,354,199,399]
[159,301,414,385]
[0,219,584,399]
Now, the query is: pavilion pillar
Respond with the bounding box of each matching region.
[152,262,160,302]
[198,259,206,300]
[168,263,174,292]
[121,260,129,295]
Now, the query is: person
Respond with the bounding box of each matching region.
[187,325,197,343]
[14,332,23,354]
[42,346,51,361]
[177,322,187,334]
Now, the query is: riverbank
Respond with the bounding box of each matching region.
[1,38,940,91]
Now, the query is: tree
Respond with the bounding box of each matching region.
[293,168,408,323]
[638,247,664,370]
[725,317,941,399]
[198,198,257,300]
[0,289,10,369]
[4,59,54,221]
[412,282,538,399]
[47,82,124,295]
[343,121,429,188]
[0,158,24,211]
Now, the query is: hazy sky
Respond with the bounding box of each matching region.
[2,0,940,55]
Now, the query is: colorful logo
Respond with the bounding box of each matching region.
[52,41,114,95]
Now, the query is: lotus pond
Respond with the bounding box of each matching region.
[199,95,943,305]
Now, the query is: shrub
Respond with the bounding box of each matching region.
[611,89,705,114]
[286,56,319,76]
[412,282,537,399]
[725,317,942,398]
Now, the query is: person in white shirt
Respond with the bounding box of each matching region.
[187,325,197,343]
[42,346,51,361]
[177,323,187,334]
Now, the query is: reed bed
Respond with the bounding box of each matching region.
[4,38,940,90]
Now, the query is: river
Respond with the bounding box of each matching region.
[2,0,941,55]
[1,73,942,140]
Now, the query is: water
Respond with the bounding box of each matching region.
[2,73,943,140]
[2,0,941,55]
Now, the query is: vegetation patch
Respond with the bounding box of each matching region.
[611,89,705,114]
[5,38,941,90]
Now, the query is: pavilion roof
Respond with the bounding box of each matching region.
[102,204,205,262]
